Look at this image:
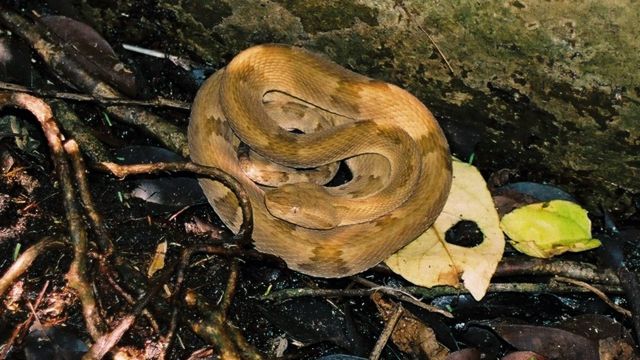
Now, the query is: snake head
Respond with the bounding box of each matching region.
[264,183,340,230]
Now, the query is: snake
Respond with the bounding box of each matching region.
[188,44,452,277]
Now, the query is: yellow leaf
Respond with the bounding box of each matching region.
[500,200,601,258]
[148,240,167,278]
[385,160,504,300]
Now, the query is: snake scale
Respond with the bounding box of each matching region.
[188,44,452,277]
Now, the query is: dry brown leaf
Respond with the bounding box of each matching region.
[385,160,504,300]
[147,240,167,278]
[372,292,449,359]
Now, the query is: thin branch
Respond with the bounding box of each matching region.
[369,304,403,360]
[162,243,233,359]
[262,287,374,302]
[353,276,452,318]
[263,280,625,305]
[0,281,50,359]
[0,92,107,339]
[65,141,115,256]
[0,237,65,297]
[184,289,263,360]
[95,162,253,245]
[82,267,175,360]
[220,259,240,317]
[496,257,620,285]
[50,100,113,163]
[159,244,269,360]
[554,276,631,317]
[0,81,190,110]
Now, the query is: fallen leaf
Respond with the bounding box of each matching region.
[501,351,547,360]
[490,324,599,360]
[556,314,637,359]
[372,292,449,359]
[445,348,482,360]
[40,15,140,97]
[147,240,167,277]
[385,160,504,300]
[500,200,601,258]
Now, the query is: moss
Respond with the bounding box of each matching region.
[274,0,378,33]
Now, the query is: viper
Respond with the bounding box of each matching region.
[188,44,452,277]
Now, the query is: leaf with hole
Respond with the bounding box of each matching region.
[385,159,504,300]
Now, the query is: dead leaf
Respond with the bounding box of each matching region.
[491,324,599,360]
[147,240,167,277]
[385,160,504,300]
[598,337,637,360]
[501,351,547,360]
[371,292,449,359]
[445,348,482,360]
[556,314,637,360]
[39,15,140,97]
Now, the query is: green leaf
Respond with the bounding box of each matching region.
[500,200,601,258]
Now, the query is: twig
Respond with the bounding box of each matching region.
[353,277,452,318]
[66,140,161,332]
[369,304,403,360]
[0,281,50,359]
[184,289,263,360]
[554,276,631,317]
[95,162,253,245]
[161,244,238,360]
[0,92,107,339]
[0,81,190,110]
[262,276,454,318]
[496,257,620,285]
[262,287,375,302]
[0,237,65,297]
[220,259,240,316]
[159,243,273,360]
[405,281,624,298]
[82,266,175,360]
[64,141,114,256]
[122,44,200,72]
[93,254,160,333]
[264,280,625,305]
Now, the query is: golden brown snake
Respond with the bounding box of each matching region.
[188,44,452,277]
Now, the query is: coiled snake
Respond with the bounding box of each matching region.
[188,44,452,277]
